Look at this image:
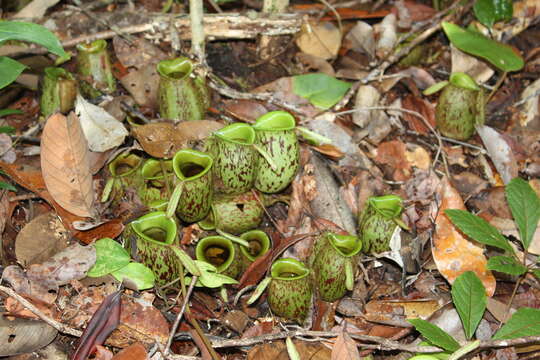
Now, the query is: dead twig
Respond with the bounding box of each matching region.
[0,285,82,337]
[164,276,198,356]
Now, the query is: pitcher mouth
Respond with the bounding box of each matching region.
[196,236,235,273]
[253,111,296,131]
[328,233,362,257]
[213,123,255,145]
[172,149,213,181]
[239,230,271,261]
[45,67,74,81]
[130,211,177,246]
[77,39,107,53]
[110,152,143,178]
[271,258,310,281]
[157,57,193,81]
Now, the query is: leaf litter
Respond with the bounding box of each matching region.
[0,1,540,359]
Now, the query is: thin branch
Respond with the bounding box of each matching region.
[164,276,198,355]
[0,285,82,337]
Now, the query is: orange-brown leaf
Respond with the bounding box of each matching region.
[40,113,95,217]
[331,330,360,360]
[432,177,496,296]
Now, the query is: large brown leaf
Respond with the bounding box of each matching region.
[331,330,360,360]
[432,177,496,296]
[40,113,95,217]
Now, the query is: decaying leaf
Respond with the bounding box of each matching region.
[40,113,95,217]
[432,177,496,296]
[75,94,129,152]
[477,125,519,185]
[27,243,96,287]
[375,13,397,59]
[119,64,160,108]
[0,162,85,228]
[132,120,223,158]
[296,22,341,60]
[247,339,331,360]
[0,315,58,356]
[15,212,70,267]
[331,330,360,360]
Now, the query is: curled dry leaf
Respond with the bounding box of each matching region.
[476,125,519,185]
[119,64,160,108]
[401,94,436,135]
[132,120,223,158]
[353,85,381,128]
[432,177,496,296]
[75,94,129,152]
[41,113,95,217]
[375,13,397,59]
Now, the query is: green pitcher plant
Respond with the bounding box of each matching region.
[239,229,272,269]
[157,57,210,122]
[433,72,484,141]
[358,195,407,254]
[198,190,265,234]
[129,211,181,286]
[101,151,144,204]
[310,232,362,302]
[253,111,299,193]
[40,67,77,119]
[165,149,213,223]
[267,258,313,322]
[206,122,277,195]
[195,235,246,279]
[138,158,174,211]
[76,39,116,94]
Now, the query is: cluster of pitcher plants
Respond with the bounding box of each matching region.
[43,39,409,322]
[248,194,407,323]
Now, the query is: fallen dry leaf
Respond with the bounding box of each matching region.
[296,22,341,60]
[222,99,269,123]
[248,339,331,360]
[364,299,442,326]
[132,120,223,158]
[401,94,436,135]
[331,330,360,360]
[112,36,167,70]
[432,177,496,296]
[477,125,519,184]
[374,140,412,181]
[75,94,129,152]
[111,343,148,360]
[0,162,85,229]
[119,64,160,108]
[27,243,96,287]
[15,212,70,267]
[40,113,95,217]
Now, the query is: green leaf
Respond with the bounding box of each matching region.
[0,182,16,191]
[0,126,16,134]
[449,72,480,91]
[247,277,272,305]
[442,22,524,72]
[292,73,351,109]
[170,247,201,276]
[492,307,540,339]
[487,256,528,276]
[451,271,487,339]
[409,319,460,352]
[532,269,540,280]
[0,109,22,117]
[424,80,449,95]
[112,262,155,290]
[445,209,514,253]
[0,21,67,58]
[505,178,540,250]
[87,238,130,277]
[0,56,25,90]
[474,0,513,28]
[190,261,238,288]
[295,126,332,146]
